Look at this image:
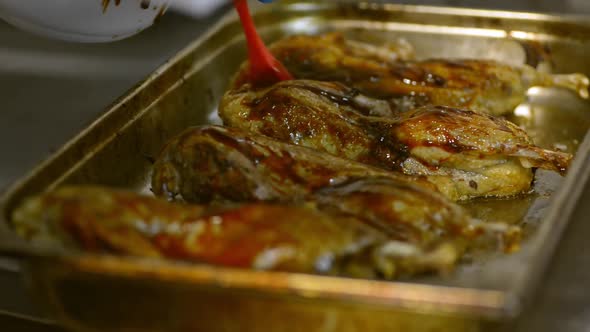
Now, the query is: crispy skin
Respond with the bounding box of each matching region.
[232,32,415,88]
[220,80,572,200]
[14,186,513,278]
[150,126,520,263]
[151,125,433,203]
[315,178,476,245]
[314,178,522,276]
[12,186,386,275]
[149,126,459,229]
[232,33,589,115]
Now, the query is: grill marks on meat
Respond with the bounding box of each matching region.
[233,33,589,116]
[220,80,572,201]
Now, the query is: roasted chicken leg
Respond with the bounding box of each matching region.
[12,186,388,275]
[220,80,572,200]
[151,125,433,203]
[151,126,520,258]
[231,33,589,115]
[13,186,495,278]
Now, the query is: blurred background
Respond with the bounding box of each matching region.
[0,0,589,331]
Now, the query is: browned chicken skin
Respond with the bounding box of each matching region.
[12,186,387,275]
[13,186,518,278]
[220,79,571,201]
[14,33,578,281]
[151,125,434,203]
[151,126,521,257]
[231,33,589,115]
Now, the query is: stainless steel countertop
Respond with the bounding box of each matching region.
[1,1,589,331]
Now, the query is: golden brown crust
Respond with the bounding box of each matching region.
[150,126,520,259]
[151,125,434,203]
[13,181,519,278]
[12,186,386,274]
[231,33,588,115]
[220,80,571,200]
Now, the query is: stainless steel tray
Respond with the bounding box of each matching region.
[2,2,590,331]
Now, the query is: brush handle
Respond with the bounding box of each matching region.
[233,0,292,84]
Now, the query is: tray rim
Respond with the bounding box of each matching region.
[2,1,590,320]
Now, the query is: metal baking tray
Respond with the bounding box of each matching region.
[2,1,590,331]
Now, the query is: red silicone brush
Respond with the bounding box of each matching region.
[233,0,293,85]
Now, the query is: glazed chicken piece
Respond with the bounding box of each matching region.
[313,178,522,276]
[231,32,415,88]
[12,185,503,278]
[151,125,432,203]
[150,126,521,262]
[220,80,572,201]
[12,186,387,276]
[231,33,589,115]
[150,125,457,229]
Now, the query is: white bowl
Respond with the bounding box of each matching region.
[0,0,170,42]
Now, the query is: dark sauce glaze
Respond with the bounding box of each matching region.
[245,34,546,115]
[275,47,449,89]
[202,127,309,186]
[150,126,485,259]
[394,106,482,154]
[232,82,512,174]
[101,0,122,13]
[27,187,385,272]
[153,126,431,206]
